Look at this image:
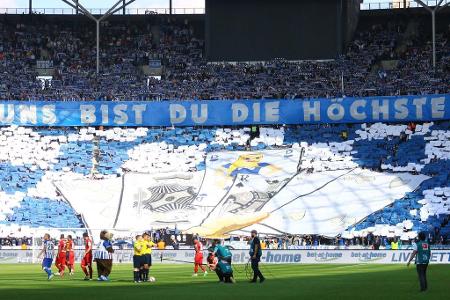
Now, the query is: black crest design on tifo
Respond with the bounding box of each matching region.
[133,184,196,213]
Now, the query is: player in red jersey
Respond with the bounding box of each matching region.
[193,237,207,277]
[66,235,75,275]
[81,232,93,280]
[55,234,67,276]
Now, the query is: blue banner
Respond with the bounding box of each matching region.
[0,94,449,127]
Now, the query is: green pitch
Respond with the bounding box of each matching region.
[0,264,448,300]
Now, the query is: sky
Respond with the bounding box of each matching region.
[0,0,395,9]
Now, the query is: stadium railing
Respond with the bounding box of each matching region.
[0,7,205,15]
[2,2,449,13]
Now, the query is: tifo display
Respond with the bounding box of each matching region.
[1,122,449,242]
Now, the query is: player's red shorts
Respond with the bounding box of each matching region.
[57,253,66,266]
[194,253,203,264]
[81,253,93,266]
[68,252,75,265]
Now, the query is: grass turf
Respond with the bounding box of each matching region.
[0,264,448,300]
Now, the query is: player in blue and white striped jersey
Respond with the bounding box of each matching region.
[37,233,55,280]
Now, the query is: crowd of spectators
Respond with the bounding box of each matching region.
[1,233,448,250]
[0,226,183,249]
[1,215,449,249]
[0,14,449,101]
[0,236,32,247]
[241,231,449,250]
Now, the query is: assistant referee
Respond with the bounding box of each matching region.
[249,230,265,283]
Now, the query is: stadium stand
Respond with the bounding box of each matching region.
[0,13,449,100]
[0,10,449,248]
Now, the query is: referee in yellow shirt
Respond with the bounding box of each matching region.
[142,232,156,282]
[133,235,143,283]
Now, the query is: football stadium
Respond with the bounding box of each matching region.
[0,0,449,299]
